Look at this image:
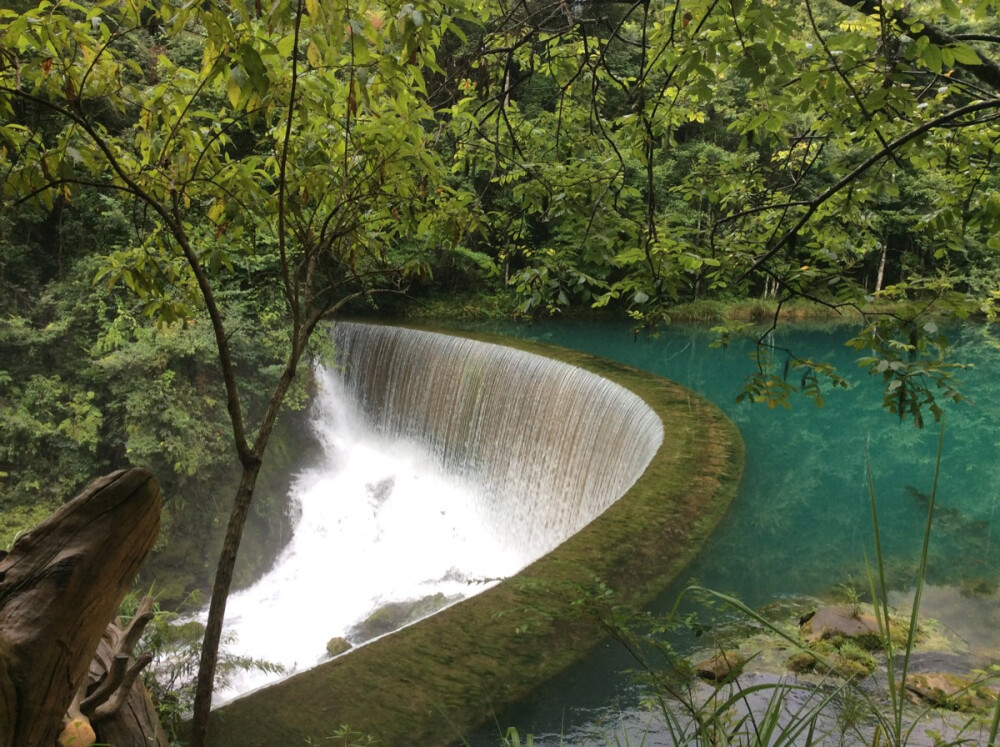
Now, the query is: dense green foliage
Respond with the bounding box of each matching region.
[2,0,1000,739]
[0,0,482,548]
[3,0,998,527]
[455,0,1000,420]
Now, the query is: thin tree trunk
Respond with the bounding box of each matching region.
[875,241,887,293]
[188,465,262,747]
[189,329,313,746]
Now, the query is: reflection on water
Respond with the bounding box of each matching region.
[463,319,1000,744]
[890,585,1000,659]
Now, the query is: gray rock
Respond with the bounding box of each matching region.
[349,593,452,643]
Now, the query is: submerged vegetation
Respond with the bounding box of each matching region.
[497,430,1000,746]
[2,0,1000,742]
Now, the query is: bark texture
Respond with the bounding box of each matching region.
[0,468,161,747]
[83,595,168,747]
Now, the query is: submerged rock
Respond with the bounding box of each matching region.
[349,593,452,643]
[897,651,979,675]
[904,672,998,711]
[326,637,352,657]
[800,605,880,645]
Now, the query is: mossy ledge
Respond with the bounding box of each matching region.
[207,326,745,746]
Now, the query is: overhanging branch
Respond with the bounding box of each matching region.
[741,96,1000,280]
[839,0,1000,91]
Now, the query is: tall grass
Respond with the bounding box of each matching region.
[500,422,1000,746]
[864,422,1000,747]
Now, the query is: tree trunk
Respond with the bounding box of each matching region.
[189,463,263,746]
[85,596,168,747]
[189,330,313,747]
[0,469,161,747]
[875,241,888,293]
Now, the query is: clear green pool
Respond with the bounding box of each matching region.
[463,318,1000,743]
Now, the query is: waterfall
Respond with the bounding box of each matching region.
[211,324,662,702]
[332,323,664,557]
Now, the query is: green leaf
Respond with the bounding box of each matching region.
[939,0,962,19]
[864,88,888,110]
[921,42,943,73]
[239,46,268,97]
[951,43,982,65]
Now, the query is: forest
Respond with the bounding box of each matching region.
[1,0,999,743]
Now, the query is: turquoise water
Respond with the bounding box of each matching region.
[460,319,1000,744]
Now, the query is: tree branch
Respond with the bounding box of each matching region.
[742,97,1000,280]
[3,86,256,465]
[839,0,1000,91]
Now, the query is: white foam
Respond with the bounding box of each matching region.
[208,324,663,703]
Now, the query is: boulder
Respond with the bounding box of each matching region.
[349,593,452,643]
[326,637,352,657]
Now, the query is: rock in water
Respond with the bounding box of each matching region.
[326,637,352,657]
[800,606,880,644]
[695,650,747,683]
[349,593,451,642]
[904,672,998,711]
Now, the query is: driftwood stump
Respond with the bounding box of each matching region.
[0,468,162,747]
[81,595,168,747]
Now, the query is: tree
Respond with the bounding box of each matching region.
[1,0,478,742]
[4,0,1000,739]
[463,0,1000,421]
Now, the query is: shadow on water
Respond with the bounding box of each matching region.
[459,319,1000,745]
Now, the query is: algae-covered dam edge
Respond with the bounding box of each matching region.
[206,325,746,747]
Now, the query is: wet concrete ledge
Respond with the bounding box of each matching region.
[207,326,745,746]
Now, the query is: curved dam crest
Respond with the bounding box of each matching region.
[333,322,664,559]
[209,324,744,746]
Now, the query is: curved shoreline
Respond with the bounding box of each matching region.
[207,327,745,746]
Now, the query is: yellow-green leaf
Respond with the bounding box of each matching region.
[227,75,241,109]
[306,40,321,68]
[939,0,961,19]
[951,43,982,65]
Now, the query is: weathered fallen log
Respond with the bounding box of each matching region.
[81,595,168,747]
[0,468,161,747]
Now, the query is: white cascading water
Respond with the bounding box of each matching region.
[211,323,663,703]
